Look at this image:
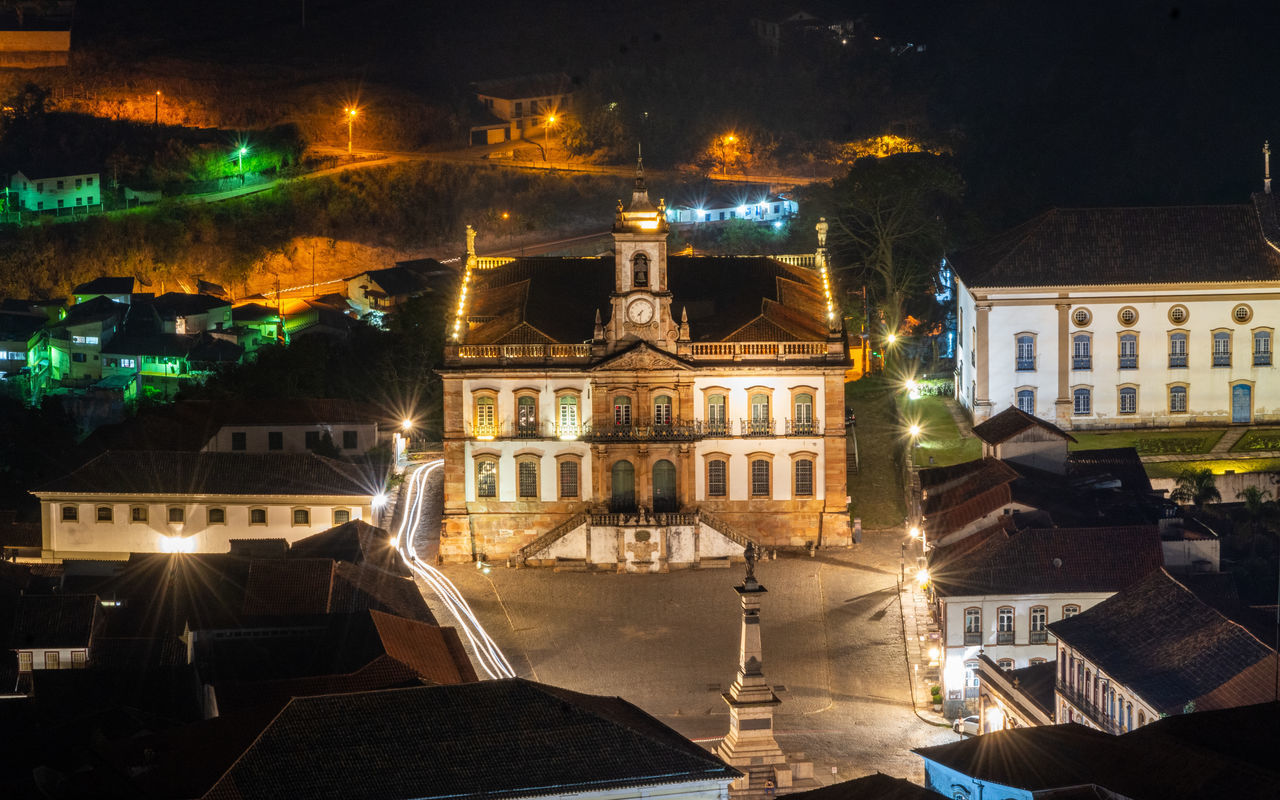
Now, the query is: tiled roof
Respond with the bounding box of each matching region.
[203,680,736,800]
[148,292,229,317]
[950,200,1280,288]
[241,559,336,615]
[10,593,98,649]
[915,704,1280,799]
[922,458,1019,515]
[35,451,378,496]
[785,772,937,800]
[56,295,121,326]
[330,561,435,623]
[1048,569,1275,714]
[461,254,830,349]
[369,609,479,684]
[931,526,1162,597]
[288,520,408,576]
[0,309,45,342]
[347,265,436,298]
[971,406,1076,445]
[927,516,1013,571]
[927,482,1011,539]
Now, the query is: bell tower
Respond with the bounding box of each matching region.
[607,151,675,351]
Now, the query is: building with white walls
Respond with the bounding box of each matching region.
[439,163,850,566]
[951,192,1280,428]
[33,451,381,560]
[930,525,1164,718]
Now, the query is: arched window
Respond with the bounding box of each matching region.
[653,394,672,426]
[997,606,1015,643]
[749,393,771,435]
[1016,335,1035,370]
[1063,604,1080,618]
[1030,606,1048,643]
[558,395,579,436]
[750,459,771,497]
[1072,387,1091,416]
[707,459,727,497]
[1169,385,1188,413]
[292,508,310,526]
[96,506,112,522]
[61,505,78,522]
[964,608,981,645]
[516,395,538,435]
[794,458,814,497]
[473,395,496,437]
[632,252,649,287]
[1119,333,1137,369]
[1169,331,1188,367]
[706,394,726,435]
[1137,710,1146,727]
[1213,331,1231,367]
[558,459,579,498]
[517,458,539,499]
[333,509,351,525]
[793,393,814,434]
[476,458,498,498]
[613,396,632,426]
[1072,334,1091,370]
[1016,389,1034,415]
[1119,386,1137,415]
[1254,330,1272,366]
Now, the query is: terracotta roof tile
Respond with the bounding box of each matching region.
[927,483,1012,539]
[971,406,1076,445]
[922,458,1019,515]
[10,594,99,649]
[241,559,336,616]
[369,609,479,684]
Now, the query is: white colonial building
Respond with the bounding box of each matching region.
[930,526,1163,717]
[33,451,380,560]
[952,192,1280,428]
[439,164,850,566]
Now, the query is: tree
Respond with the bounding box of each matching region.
[1234,486,1279,557]
[1169,467,1221,507]
[823,152,963,336]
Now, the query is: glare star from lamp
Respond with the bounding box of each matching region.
[627,299,655,324]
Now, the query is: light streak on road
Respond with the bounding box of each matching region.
[395,460,516,680]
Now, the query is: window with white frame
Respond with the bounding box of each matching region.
[1063,604,1080,618]
[1213,331,1231,367]
[793,393,814,433]
[613,396,632,426]
[997,606,1014,643]
[1119,333,1137,369]
[706,394,726,434]
[653,394,672,426]
[1030,606,1048,643]
[1072,334,1091,370]
[1254,330,1272,366]
[964,607,981,645]
[1119,386,1137,414]
[707,458,727,497]
[1170,385,1188,413]
[558,395,579,434]
[997,658,1015,670]
[1073,387,1091,415]
[794,458,814,497]
[1169,331,1188,367]
[1016,335,1035,370]
[476,458,498,498]
[1016,389,1034,415]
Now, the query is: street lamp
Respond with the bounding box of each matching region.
[401,418,413,432]
[344,106,359,155]
[154,91,161,126]
[908,423,921,438]
[237,146,247,174]
[544,113,557,161]
[720,133,737,176]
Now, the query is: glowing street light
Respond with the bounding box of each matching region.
[237,146,248,174]
[154,90,161,126]
[401,418,413,431]
[544,113,557,161]
[372,492,388,510]
[909,423,922,438]
[909,526,921,540]
[915,567,930,587]
[720,133,738,176]
[344,106,359,155]
[886,333,897,345]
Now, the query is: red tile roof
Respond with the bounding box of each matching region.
[971,406,1076,445]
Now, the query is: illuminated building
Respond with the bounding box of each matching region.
[439,161,850,566]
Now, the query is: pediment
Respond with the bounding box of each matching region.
[592,343,690,372]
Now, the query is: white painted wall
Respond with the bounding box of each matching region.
[463,440,594,502]
[203,423,379,454]
[42,497,375,558]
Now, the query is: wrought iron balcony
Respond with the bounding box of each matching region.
[1169,354,1188,368]
[963,631,982,646]
[742,418,776,437]
[786,418,821,436]
[1255,353,1272,367]
[1213,353,1231,367]
[704,421,730,437]
[1029,630,1049,644]
[996,631,1015,645]
[1072,357,1091,370]
[515,423,541,439]
[586,419,707,442]
[1015,357,1036,371]
[1055,680,1124,735]
[1119,356,1137,369]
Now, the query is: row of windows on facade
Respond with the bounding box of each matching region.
[473,456,816,499]
[473,392,817,434]
[962,604,1079,645]
[1014,329,1273,372]
[17,650,86,671]
[1060,648,1147,733]
[61,505,352,526]
[691,205,785,222]
[228,430,362,450]
[27,177,94,192]
[33,195,95,210]
[960,304,1264,353]
[1016,384,1200,416]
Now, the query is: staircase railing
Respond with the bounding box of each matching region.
[696,509,758,550]
[515,510,588,565]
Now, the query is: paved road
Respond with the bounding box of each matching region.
[424,477,954,784]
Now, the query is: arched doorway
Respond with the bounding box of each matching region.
[611,460,635,513]
[652,459,676,512]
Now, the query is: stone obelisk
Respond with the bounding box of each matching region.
[716,542,785,773]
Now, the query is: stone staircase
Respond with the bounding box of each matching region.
[513,510,589,565]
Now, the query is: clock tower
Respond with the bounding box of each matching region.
[605,155,676,351]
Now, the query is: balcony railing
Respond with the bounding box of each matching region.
[1029,630,1049,644]
[1015,357,1036,371]
[963,631,981,646]
[1255,353,1273,367]
[742,418,775,437]
[785,418,821,436]
[586,419,707,442]
[704,421,730,437]
[1169,354,1187,368]
[1055,680,1124,735]
[996,631,1014,645]
[1213,352,1231,367]
[1119,356,1137,369]
[1072,357,1091,370]
[688,341,829,361]
[452,343,593,362]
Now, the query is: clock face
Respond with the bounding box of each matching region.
[627,299,655,324]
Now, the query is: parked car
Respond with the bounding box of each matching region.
[953,715,979,736]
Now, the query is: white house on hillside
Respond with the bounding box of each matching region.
[951,191,1280,428]
[10,169,101,213]
[33,451,382,560]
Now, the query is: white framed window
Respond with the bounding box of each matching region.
[1073,387,1091,415]
[1063,604,1080,618]
[1072,334,1091,370]
[1119,386,1137,415]
[1119,333,1137,369]
[208,507,226,524]
[706,393,726,434]
[1169,385,1188,414]
[613,396,632,426]
[1016,334,1035,370]
[794,458,814,497]
[557,395,579,435]
[1169,331,1188,367]
[1016,389,1034,414]
[1213,331,1231,367]
[707,458,727,497]
[1254,330,1272,366]
[476,458,498,498]
[653,394,672,426]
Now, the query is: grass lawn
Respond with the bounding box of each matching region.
[1144,457,1280,479]
[899,394,981,468]
[1068,429,1225,456]
[1231,429,1280,452]
[846,376,907,529]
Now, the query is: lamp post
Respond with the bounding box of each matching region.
[237,147,247,174]
[720,133,737,176]
[154,91,161,126]
[344,107,358,155]
[544,113,556,161]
